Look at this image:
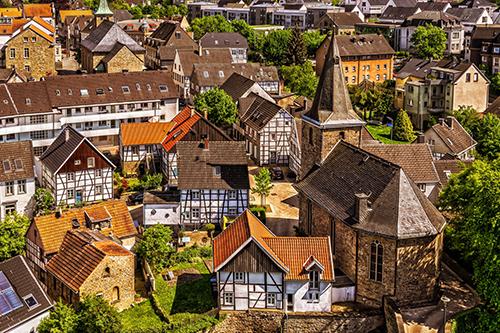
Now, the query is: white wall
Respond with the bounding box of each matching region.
[332,286,355,303]
[0,177,35,220]
[286,281,332,312]
[143,203,181,227]
[9,310,51,333]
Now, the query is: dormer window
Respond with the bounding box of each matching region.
[218,70,224,78]
[214,166,221,177]
[68,89,72,95]
[55,89,61,96]
[96,88,104,95]
[136,83,141,91]
[308,271,320,290]
[146,84,152,91]
[203,71,209,78]
[80,89,89,97]
[122,86,130,94]
[3,160,11,173]
[25,98,31,105]
[159,85,168,92]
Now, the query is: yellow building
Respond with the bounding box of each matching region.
[316,34,394,85]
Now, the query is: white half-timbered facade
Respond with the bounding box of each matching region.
[288,118,302,178]
[40,126,115,206]
[174,140,249,227]
[213,210,334,312]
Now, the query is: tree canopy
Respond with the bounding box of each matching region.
[262,29,292,66]
[349,82,394,120]
[0,212,30,261]
[136,224,175,272]
[194,88,238,128]
[281,60,318,99]
[34,187,55,216]
[190,15,234,40]
[303,30,327,57]
[285,27,307,65]
[410,24,447,60]
[38,300,79,333]
[252,168,274,206]
[392,109,416,142]
[77,295,122,333]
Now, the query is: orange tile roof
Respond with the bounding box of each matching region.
[32,16,55,33]
[23,4,52,18]
[46,230,132,291]
[29,24,54,43]
[213,210,334,281]
[0,8,22,17]
[161,106,201,152]
[84,206,111,222]
[0,18,28,35]
[59,10,93,22]
[33,200,137,255]
[121,122,174,146]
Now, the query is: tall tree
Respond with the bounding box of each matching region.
[194,88,238,128]
[392,109,416,142]
[190,15,234,40]
[303,30,326,57]
[453,106,480,135]
[281,60,319,99]
[231,19,260,51]
[136,224,175,272]
[286,27,307,65]
[410,24,447,60]
[440,159,500,333]
[473,113,500,160]
[77,295,122,333]
[262,29,292,65]
[38,300,79,333]
[252,168,274,206]
[34,187,55,216]
[0,212,30,261]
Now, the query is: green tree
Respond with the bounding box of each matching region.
[453,106,480,135]
[262,29,292,65]
[136,224,175,272]
[303,30,326,57]
[491,72,500,95]
[410,24,447,60]
[141,173,163,190]
[392,109,416,142]
[129,6,143,19]
[286,27,307,65]
[281,60,319,99]
[34,187,55,216]
[252,168,273,206]
[204,223,215,238]
[473,113,500,160]
[190,15,234,40]
[194,88,238,128]
[0,212,30,261]
[77,295,122,333]
[440,159,500,332]
[38,300,79,333]
[231,19,258,50]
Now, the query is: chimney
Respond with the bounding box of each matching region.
[438,118,445,126]
[55,208,62,218]
[203,108,208,119]
[447,116,453,129]
[65,127,70,141]
[417,134,425,143]
[190,107,195,117]
[354,193,371,223]
[198,43,202,55]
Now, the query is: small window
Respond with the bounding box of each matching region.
[9,48,15,59]
[3,160,11,172]
[213,166,221,177]
[267,293,276,306]
[80,89,89,97]
[55,89,61,96]
[95,185,102,195]
[473,73,479,82]
[466,73,471,82]
[67,189,74,199]
[151,209,157,215]
[136,83,141,91]
[68,89,72,95]
[13,159,23,170]
[67,172,74,181]
[146,84,152,91]
[122,86,130,94]
[87,157,95,168]
[223,292,234,305]
[228,190,237,199]
[23,294,39,310]
[74,160,81,166]
[96,88,105,95]
[191,208,200,219]
[192,190,200,200]
[203,71,209,78]
[218,70,224,78]
[17,180,26,194]
[234,272,244,282]
[104,267,111,277]
[5,181,14,196]
[31,37,36,43]
[418,184,426,192]
[23,48,29,58]
[159,85,168,93]
[25,98,31,105]
[309,271,320,290]
[95,169,102,177]
[228,208,237,216]
[23,37,28,43]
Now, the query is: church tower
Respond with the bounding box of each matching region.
[94,0,113,26]
[299,36,365,179]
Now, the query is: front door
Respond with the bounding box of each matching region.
[76,190,83,204]
[270,151,277,164]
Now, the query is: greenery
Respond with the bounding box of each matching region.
[453,106,480,135]
[349,82,394,120]
[250,206,267,224]
[0,212,30,261]
[190,15,233,40]
[203,223,215,238]
[281,61,319,99]
[440,159,500,332]
[410,24,447,60]
[141,173,163,190]
[252,168,273,206]
[38,300,79,333]
[171,244,212,264]
[137,224,175,273]
[393,109,416,142]
[262,29,292,66]
[34,187,55,216]
[286,27,307,65]
[77,295,122,333]
[303,30,327,57]
[366,124,410,145]
[120,299,166,333]
[194,87,238,128]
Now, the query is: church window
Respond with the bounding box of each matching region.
[369,241,383,282]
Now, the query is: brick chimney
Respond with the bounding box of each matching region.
[354,193,371,223]
[417,134,425,143]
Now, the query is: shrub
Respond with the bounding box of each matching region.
[127,178,142,192]
[250,206,266,224]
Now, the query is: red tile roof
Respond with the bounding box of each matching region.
[23,4,52,18]
[121,122,174,146]
[213,210,334,281]
[161,106,201,152]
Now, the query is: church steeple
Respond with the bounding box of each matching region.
[95,0,113,18]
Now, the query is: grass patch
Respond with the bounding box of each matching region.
[120,299,166,333]
[366,124,411,144]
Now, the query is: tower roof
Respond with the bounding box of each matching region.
[304,36,364,128]
[95,0,113,17]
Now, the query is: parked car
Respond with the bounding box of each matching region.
[128,192,144,205]
[270,167,284,180]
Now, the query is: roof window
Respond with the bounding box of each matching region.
[96,88,105,95]
[122,86,130,94]
[80,89,89,97]
[159,85,168,92]
[14,159,23,170]
[3,160,11,172]
[25,98,31,105]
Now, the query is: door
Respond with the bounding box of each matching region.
[270,151,277,164]
[76,190,83,204]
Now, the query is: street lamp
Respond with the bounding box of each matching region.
[441,295,451,333]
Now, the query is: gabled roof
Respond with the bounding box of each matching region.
[239,93,284,131]
[380,7,420,21]
[81,20,144,53]
[433,159,470,188]
[404,10,461,26]
[323,12,362,27]
[99,42,142,64]
[176,141,249,190]
[0,256,53,332]
[304,36,363,127]
[176,48,232,77]
[32,200,137,255]
[40,126,115,174]
[395,58,438,79]
[415,2,450,12]
[220,72,259,101]
[427,117,477,155]
[46,230,132,292]
[59,10,93,22]
[200,32,248,49]
[363,143,440,184]
[335,34,395,57]
[120,122,174,146]
[23,4,52,18]
[294,141,446,239]
[213,210,334,281]
[485,95,500,115]
[446,8,488,24]
[0,8,22,18]
[192,63,279,88]
[0,141,34,182]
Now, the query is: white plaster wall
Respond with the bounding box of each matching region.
[0,177,35,220]
[286,281,332,312]
[144,203,180,227]
[9,310,51,333]
[332,286,355,303]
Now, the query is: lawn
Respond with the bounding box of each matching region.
[120,299,166,332]
[366,124,411,144]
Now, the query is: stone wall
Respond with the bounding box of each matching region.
[334,219,357,281]
[300,121,322,179]
[211,311,282,333]
[106,47,144,73]
[284,313,384,333]
[356,232,397,307]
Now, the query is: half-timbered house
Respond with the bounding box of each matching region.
[161,107,232,186]
[40,126,115,206]
[213,209,335,312]
[288,118,302,178]
[119,122,174,175]
[175,140,249,228]
[237,93,294,165]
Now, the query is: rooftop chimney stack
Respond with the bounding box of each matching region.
[417,134,425,144]
[355,193,371,223]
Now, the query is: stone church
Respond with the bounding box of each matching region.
[295,36,447,308]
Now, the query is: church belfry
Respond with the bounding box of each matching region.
[94,0,113,26]
[299,35,365,179]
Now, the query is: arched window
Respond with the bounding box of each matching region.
[369,241,383,282]
[112,286,120,302]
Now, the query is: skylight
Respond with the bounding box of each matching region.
[23,294,39,310]
[80,89,89,97]
[159,85,168,92]
[122,86,130,94]
[0,271,23,316]
[3,160,11,172]
[96,88,105,95]
[14,159,23,170]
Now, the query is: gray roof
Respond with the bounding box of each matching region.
[200,32,248,49]
[239,93,283,131]
[396,58,438,79]
[220,72,258,101]
[304,36,363,127]
[143,190,180,204]
[81,20,144,53]
[0,256,53,332]
[446,8,487,24]
[380,7,420,21]
[294,141,446,239]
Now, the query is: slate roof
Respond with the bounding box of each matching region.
[192,63,279,88]
[40,126,114,174]
[395,58,438,79]
[213,210,334,281]
[380,7,420,21]
[404,10,461,26]
[324,12,362,27]
[393,0,417,6]
[336,34,395,57]
[176,141,249,190]
[200,32,248,48]
[0,141,34,183]
[363,143,440,184]
[143,190,180,204]
[305,36,364,127]
[294,141,446,239]
[81,20,144,53]
[113,9,133,22]
[120,122,174,146]
[46,230,132,292]
[446,8,487,24]
[415,2,450,12]
[177,48,232,77]
[0,256,53,332]
[32,200,137,255]
[220,72,258,101]
[239,93,283,131]
[428,117,477,155]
